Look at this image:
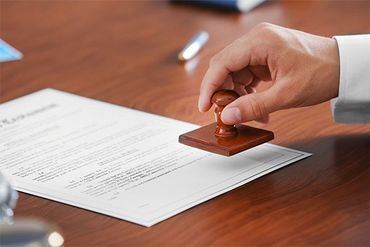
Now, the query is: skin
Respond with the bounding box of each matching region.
[198,23,340,124]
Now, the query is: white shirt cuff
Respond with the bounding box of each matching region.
[331,35,370,124]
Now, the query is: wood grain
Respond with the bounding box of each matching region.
[1,0,369,246]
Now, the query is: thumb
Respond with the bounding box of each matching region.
[221,90,277,125]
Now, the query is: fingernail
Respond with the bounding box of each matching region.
[222,107,241,124]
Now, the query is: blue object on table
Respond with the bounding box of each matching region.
[173,0,267,12]
[0,39,23,62]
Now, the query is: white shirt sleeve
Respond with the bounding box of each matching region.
[331,35,370,123]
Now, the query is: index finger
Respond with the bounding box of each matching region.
[198,64,229,112]
[198,39,252,112]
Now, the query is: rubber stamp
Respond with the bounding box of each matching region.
[179,89,274,156]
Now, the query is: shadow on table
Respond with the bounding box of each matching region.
[283,133,369,165]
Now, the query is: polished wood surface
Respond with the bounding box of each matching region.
[1,0,369,245]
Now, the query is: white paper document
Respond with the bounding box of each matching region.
[0,89,310,227]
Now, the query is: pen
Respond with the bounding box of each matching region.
[178,31,209,62]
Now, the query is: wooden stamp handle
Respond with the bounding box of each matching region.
[211,89,239,138]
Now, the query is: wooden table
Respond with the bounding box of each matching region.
[1,0,369,245]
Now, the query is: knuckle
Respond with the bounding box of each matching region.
[209,54,220,66]
[256,22,274,30]
[253,96,268,119]
[241,94,268,121]
[209,44,231,67]
[232,37,245,47]
[256,22,281,40]
[255,22,277,35]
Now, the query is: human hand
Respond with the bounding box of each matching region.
[198,23,340,124]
